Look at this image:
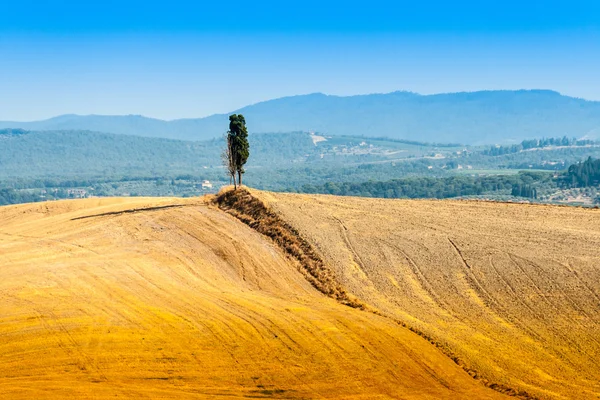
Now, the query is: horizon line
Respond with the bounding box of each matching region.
[1,88,591,123]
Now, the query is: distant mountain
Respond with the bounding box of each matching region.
[0,114,178,139]
[2,90,600,143]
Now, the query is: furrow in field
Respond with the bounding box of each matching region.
[257,190,600,400]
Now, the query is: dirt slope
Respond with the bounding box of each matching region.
[0,197,505,399]
[256,191,600,400]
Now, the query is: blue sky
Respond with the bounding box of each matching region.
[1,1,599,120]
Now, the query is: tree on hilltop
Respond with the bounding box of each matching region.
[224,114,250,189]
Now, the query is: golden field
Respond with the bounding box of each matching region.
[258,191,600,399]
[0,196,508,399]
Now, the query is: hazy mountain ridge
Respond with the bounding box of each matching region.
[2,90,600,143]
[0,114,177,139]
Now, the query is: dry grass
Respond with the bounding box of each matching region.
[216,189,536,399]
[0,196,506,399]
[214,188,364,308]
[256,190,600,400]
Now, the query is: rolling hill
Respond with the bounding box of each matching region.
[0,195,506,399]
[2,90,600,143]
[1,190,599,399]
[255,190,600,399]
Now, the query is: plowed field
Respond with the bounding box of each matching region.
[0,197,506,399]
[258,191,600,400]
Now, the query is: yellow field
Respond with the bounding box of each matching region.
[258,191,600,399]
[0,196,507,399]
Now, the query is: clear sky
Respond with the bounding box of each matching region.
[1,0,599,120]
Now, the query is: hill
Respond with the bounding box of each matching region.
[254,190,600,399]
[0,129,218,180]
[2,191,600,399]
[0,114,177,139]
[2,90,600,143]
[0,195,506,399]
[0,129,314,181]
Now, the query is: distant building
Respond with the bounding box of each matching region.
[67,189,87,198]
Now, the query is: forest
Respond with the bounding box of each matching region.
[297,171,554,199]
[563,157,600,187]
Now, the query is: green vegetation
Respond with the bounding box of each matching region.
[0,129,312,184]
[511,184,537,199]
[297,171,554,199]
[483,137,598,156]
[0,188,39,206]
[1,128,600,206]
[226,114,250,187]
[460,145,600,171]
[563,156,600,187]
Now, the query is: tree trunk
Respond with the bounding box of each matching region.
[232,173,237,190]
[238,171,242,187]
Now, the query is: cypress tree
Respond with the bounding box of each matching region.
[227,114,250,188]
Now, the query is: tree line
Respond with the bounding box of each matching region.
[483,137,597,156]
[563,157,600,187]
[297,173,553,199]
[0,189,39,206]
[511,184,537,199]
